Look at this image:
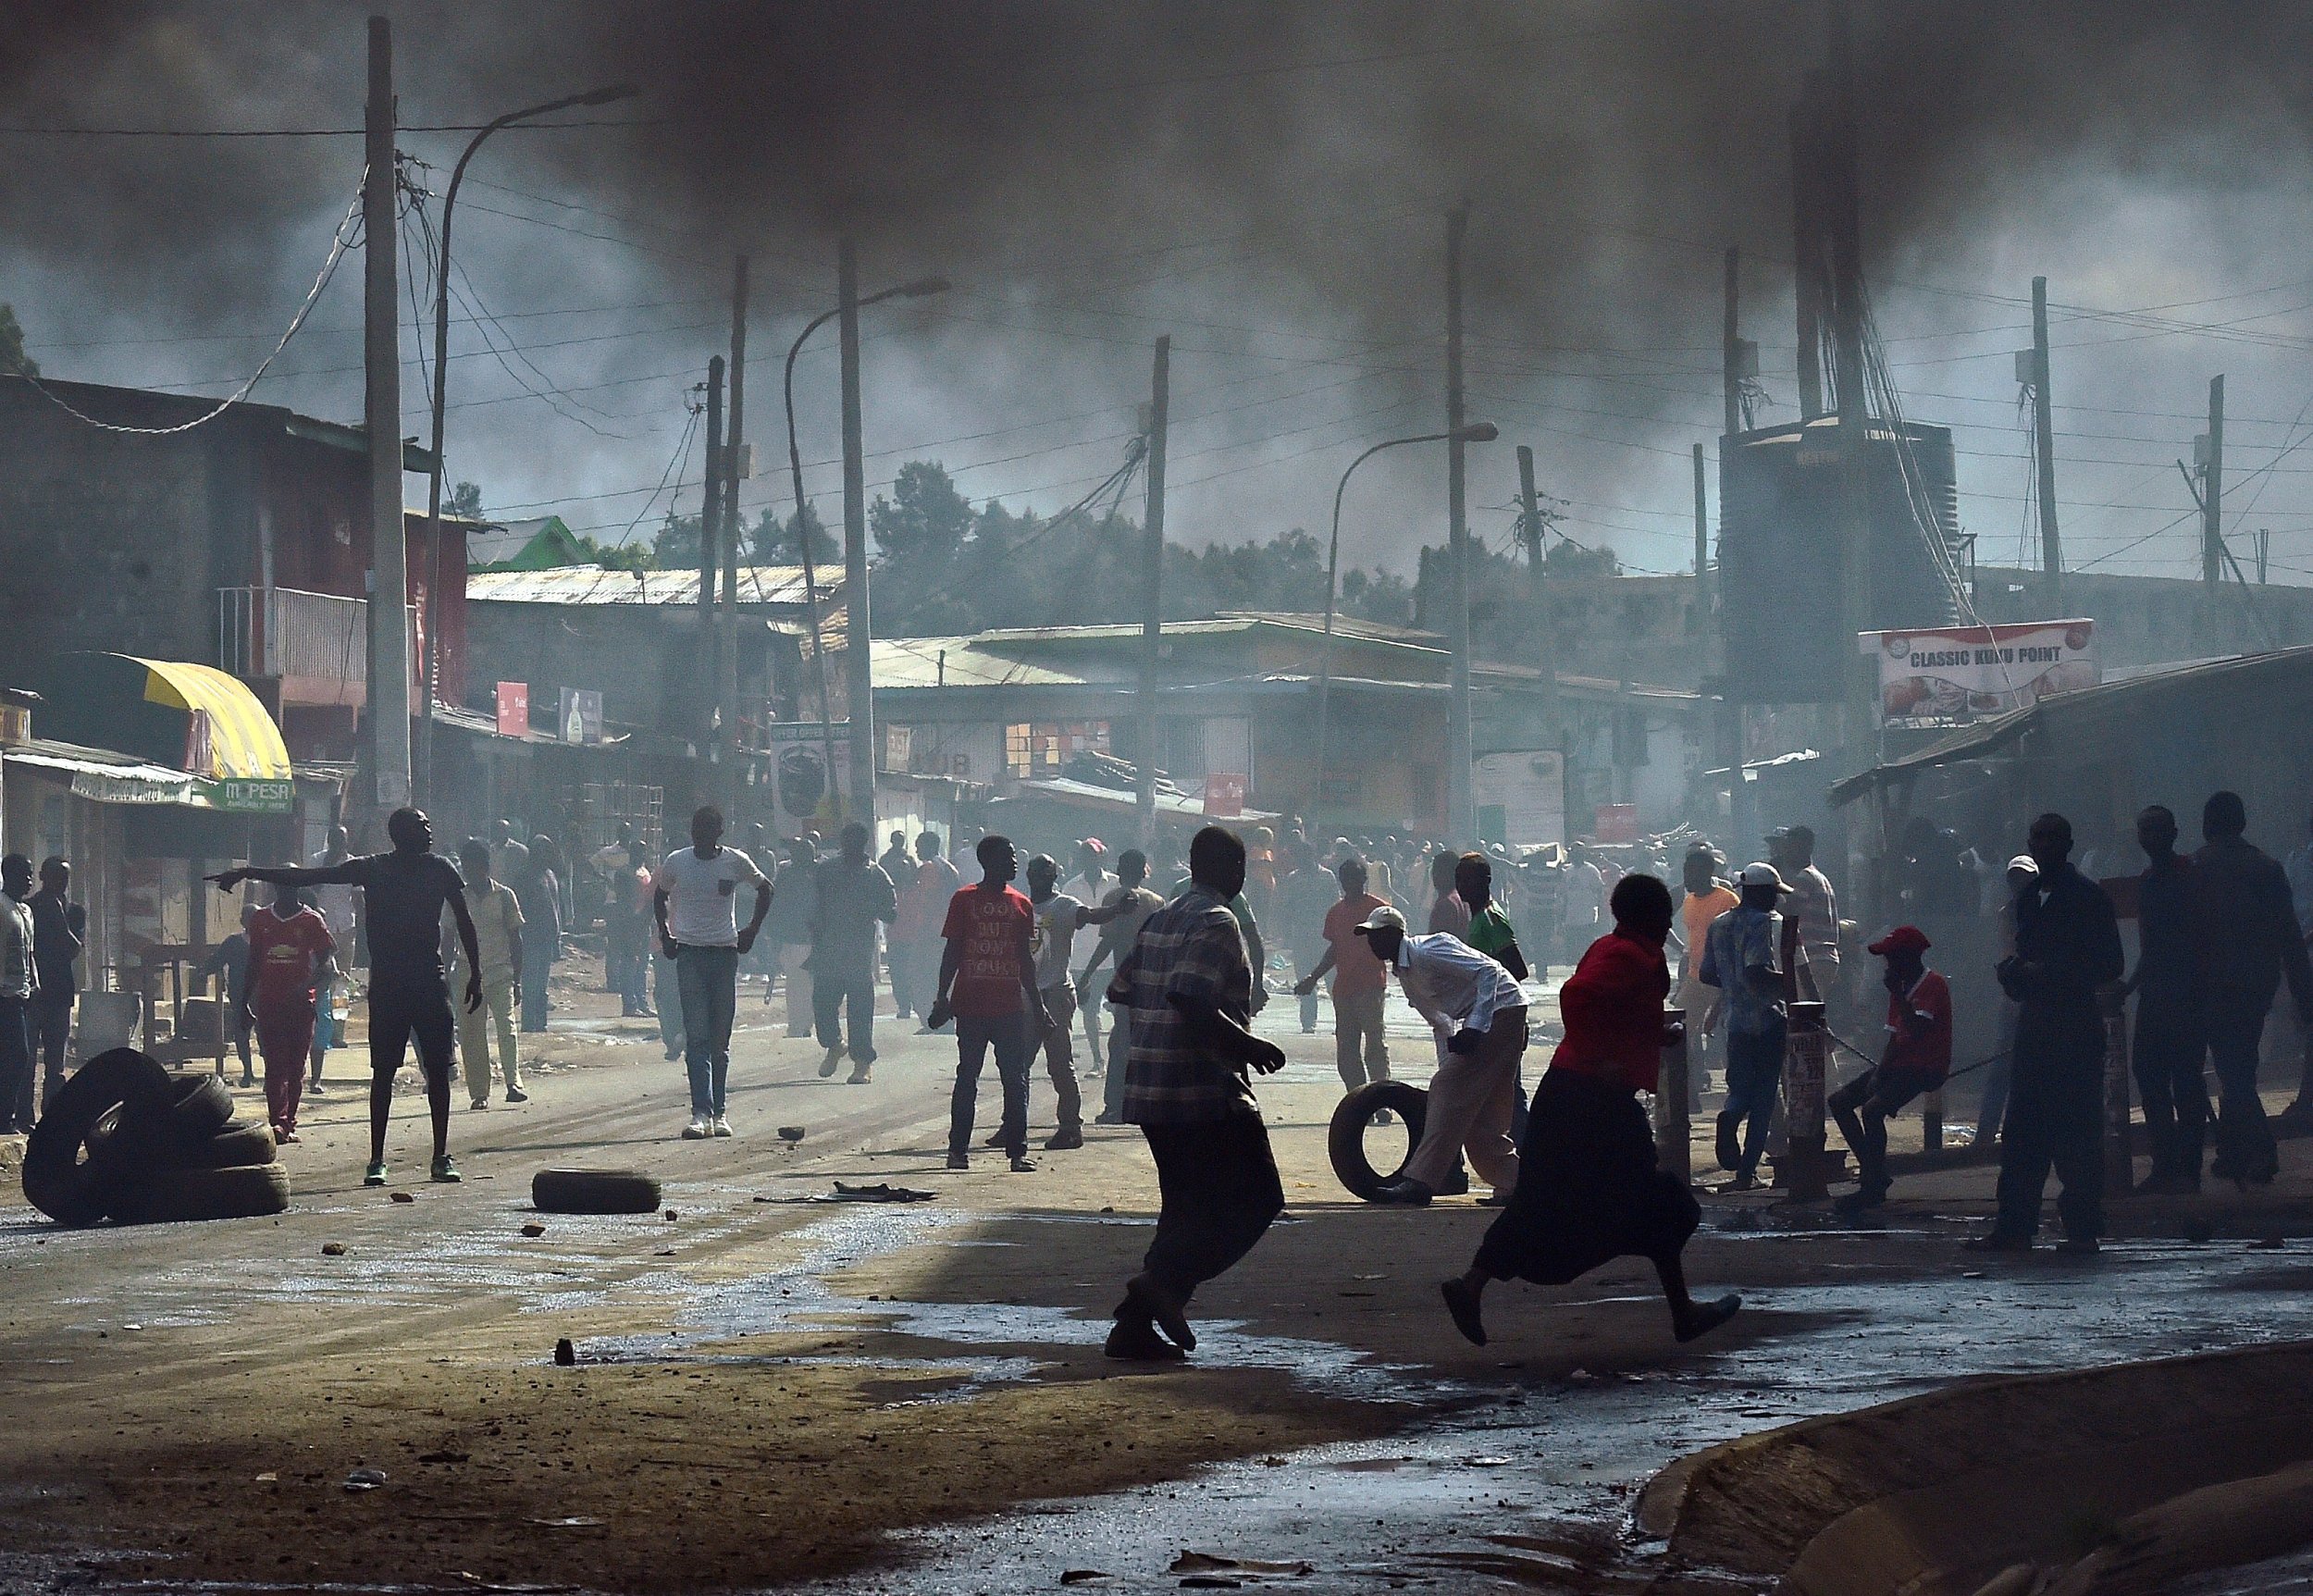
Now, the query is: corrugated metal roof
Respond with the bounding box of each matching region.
[466,564,831,608]
[872,637,1108,689]
[1828,645,2313,806]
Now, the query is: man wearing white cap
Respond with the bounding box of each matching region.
[1352,903,1527,1206]
[1698,861,1790,1189]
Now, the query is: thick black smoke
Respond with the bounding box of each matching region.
[9,2,2313,575]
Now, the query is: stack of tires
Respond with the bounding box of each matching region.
[22,1047,291,1226]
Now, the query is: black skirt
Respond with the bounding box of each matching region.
[1473,1067,1699,1285]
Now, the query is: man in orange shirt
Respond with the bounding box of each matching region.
[1676,845,1738,1100]
[243,880,338,1144]
[1293,856,1392,1097]
[1832,925,1952,1213]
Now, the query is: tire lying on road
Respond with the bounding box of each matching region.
[22,1046,171,1226]
[1328,1079,1429,1202]
[113,1162,292,1225]
[175,1121,278,1170]
[152,1072,237,1147]
[532,1169,663,1216]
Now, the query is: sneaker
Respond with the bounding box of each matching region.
[430,1156,462,1184]
[1371,1178,1432,1206]
[818,1046,844,1078]
[1045,1127,1084,1151]
[1438,1166,1471,1197]
[505,1087,528,1104]
[1008,1155,1037,1173]
[308,1082,328,1096]
[470,1099,489,1111]
[846,1066,872,1085]
[946,1151,970,1170]
[1370,1107,1395,1127]
[664,1045,683,1062]
[363,1160,388,1187]
[983,1129,1008,1149]
[275,1127,301,1145]
[240,1074,257,1089]
[711,1116,734,1138]
[1124,1272,1195,1350]
[2054,1235,2100,1256]
[682,1116,711,1140]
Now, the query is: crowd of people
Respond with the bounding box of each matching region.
[13,774,2313,1359]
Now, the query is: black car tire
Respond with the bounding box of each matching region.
[113,1163,291,1225]
[22,1047,171,1226]
[175,1121,278,1170]
[1327,1079,1429,1202]
[531,1168,662,1216]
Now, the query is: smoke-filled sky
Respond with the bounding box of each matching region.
[11,0,2313,589]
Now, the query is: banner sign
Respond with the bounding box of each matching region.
[559,688,604,746]
[495,682,530,738]
[1202,773,1247,818]
[1473,750,1565,849]
[1862,619,2098,725]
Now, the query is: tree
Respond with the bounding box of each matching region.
[445,480,484,519]
[651,510,702,570]
[869,460,974,563]
[748,501,836,564]
[572,532,654,574]
[0,303,35,377]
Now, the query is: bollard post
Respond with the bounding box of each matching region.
[1780,998,1832,1200]
[2100,982,2134,1193]
[1655,1007,1691,1185]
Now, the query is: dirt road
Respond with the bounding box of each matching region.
[3,964,2311,1594]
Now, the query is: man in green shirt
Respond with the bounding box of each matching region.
[1455,854,1528,980]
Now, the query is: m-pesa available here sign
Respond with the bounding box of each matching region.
[1861,619,2098,724]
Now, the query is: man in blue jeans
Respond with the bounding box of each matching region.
[1699,861,1790,1191]
[652,806,771,1140]
[926,835,1047,1172]
[810,822,898,1083]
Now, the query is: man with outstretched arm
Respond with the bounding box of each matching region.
[210,807,482,1187]
[653,806,773,1140]
[1105,826,1288,1361]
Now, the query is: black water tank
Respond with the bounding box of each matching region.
[1718,416,1960,703]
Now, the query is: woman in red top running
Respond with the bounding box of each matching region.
[1441,872,1740,1348]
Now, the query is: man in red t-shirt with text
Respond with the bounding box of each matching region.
[927,835,1048,1172]
[1832,924,1952,1212]
[1292,855,1392,1097]
[243,879,337,1144]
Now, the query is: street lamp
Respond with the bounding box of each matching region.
[782,274,949,821]
[1311,421,1498,826]
[415,82,637,803]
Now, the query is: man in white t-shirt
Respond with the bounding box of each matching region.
[651,805,771,1140]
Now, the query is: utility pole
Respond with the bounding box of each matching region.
[1135,336,1170,849]
[1791,77,1825,422]
[363,16,411,812]
[699,353,724,767]
[1445,203,1475,845]
[1722,247,1742,439]
[1825,5,1876,763]
[2201,374,2225,590]
[2032,276,2063,612]
[1515,445,1564,842]
[1692,443,1711,612]
[721,254,748,808]
[838,240,874,829]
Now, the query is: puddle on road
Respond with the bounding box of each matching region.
[782,1231,2313,1595]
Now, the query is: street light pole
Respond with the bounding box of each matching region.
[1311,422,1497,830]
[782,270,947,823]
[415,81,635,805]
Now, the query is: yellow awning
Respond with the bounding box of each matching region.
[134,657,292,781]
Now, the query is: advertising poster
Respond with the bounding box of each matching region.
[1862,619,2098,724]
[1472,750,1566,848]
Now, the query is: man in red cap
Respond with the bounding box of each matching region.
[1831,924,1951,1213]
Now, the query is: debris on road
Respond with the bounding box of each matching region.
[554,1338,575,1366]
[520,1221,546,1237]
[759,1182,938,1205]
[777,1126,807,1142]
[341,1467,386,1492]
[532,1168,662,1215]
[390,1191,415,1204]
[320,1242,346,1256]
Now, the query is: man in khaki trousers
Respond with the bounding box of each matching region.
[1352,904,1527,1206]
[450,839,526,1109]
